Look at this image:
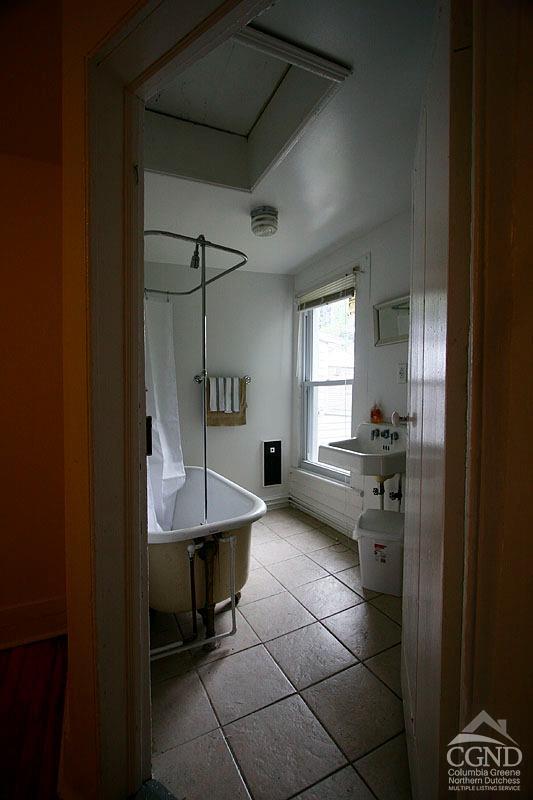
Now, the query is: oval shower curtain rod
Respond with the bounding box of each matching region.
[144,229,248,297]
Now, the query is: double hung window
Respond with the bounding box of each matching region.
[298,273,356,479]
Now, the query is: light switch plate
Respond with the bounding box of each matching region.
[397,362,408,384]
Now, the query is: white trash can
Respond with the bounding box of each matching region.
[357,510,404,597]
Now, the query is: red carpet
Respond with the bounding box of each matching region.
[0,636,67,800]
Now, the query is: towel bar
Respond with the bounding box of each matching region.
[194,373,251,384]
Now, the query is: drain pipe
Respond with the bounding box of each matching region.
[150,533,238,661]
[187,542,201,640]
[373,479,386,510]
[201,537,218,649]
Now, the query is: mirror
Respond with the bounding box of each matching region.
[373,295,410,346]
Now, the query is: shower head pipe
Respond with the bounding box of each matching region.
[144,230,248,297]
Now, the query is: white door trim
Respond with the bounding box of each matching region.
[65,2,273,796]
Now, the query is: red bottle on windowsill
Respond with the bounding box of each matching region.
[370,403,383,424]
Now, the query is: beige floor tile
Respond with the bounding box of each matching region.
[252,523,282,545]
[249,555,261,570]
[150,649,195,684]
[294,765,374,800]
[289,509,323,528]
[365,644,402,696]
[267,554,329,590]
[319,524,352,541]
[310,544,359,573]
[239,566,285,605]
[225,695,346,800]
[337,533,360,552]
[151,670,218,753]
[252,538,301,566]
[198,644,294,724]
[322,603,401,660]
[355,734,412,800]
[177,608,260,666]
[292,575,363,619]
[370,594,403,625]
[302,664,404,760]
[264,518,319,537]
[265,622,356,690]
[335,565,380,599]
[289,528,340,553]
[153,728,249,800]
[240,591,315,641]
[263,508,295,525]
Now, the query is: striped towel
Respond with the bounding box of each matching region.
[209,377,240,412]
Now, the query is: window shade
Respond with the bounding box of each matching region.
[296,271,356,311]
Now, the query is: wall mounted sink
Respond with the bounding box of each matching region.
[318,422,406,478]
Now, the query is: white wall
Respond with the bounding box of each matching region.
[291,210,411,528]
[145,262,294,503]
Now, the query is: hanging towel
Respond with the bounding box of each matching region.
[207,376,244,414]
[224,378,232,413]
[217,377,225,411]
[209,377,218,412]
[207,378,247,426]
[232,377,240,412]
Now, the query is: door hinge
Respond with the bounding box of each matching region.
[133,163,139,185]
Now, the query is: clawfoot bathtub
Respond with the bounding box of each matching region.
[148,466,266,614]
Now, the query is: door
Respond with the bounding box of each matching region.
[402,1,473,797]
[402,1,455,796]
[402,104,426,798]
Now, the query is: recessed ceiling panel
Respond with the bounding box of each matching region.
[147,40,288,136]
[144,0,436,275]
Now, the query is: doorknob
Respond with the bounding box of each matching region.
[391,410,416,426]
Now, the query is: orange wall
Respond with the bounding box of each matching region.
[0,0,146,790]
[0,0,65,648]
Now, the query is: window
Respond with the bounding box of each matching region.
[299,278,355,479]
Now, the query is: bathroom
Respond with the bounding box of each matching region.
[144,2,434,798]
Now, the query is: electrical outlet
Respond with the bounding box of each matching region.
[397,362,408,384]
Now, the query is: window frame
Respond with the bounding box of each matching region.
[299,300,355,484]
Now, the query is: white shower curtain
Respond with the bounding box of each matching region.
[145,295,186,532]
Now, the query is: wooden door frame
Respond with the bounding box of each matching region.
[461,1,533,792]
[62,2,272,797]
[404,3,532,796]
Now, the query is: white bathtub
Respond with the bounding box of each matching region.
[148,467,266,613]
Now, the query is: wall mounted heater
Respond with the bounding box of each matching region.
[263,440,282,486]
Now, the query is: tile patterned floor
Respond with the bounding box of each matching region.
[151,507,410,800]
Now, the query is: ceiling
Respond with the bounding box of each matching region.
[147,40,289,137]
[144,0,436,275]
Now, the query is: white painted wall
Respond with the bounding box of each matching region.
[290,210,411,528]
[145,262,294,503]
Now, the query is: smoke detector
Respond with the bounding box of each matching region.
[251,206,278,237]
